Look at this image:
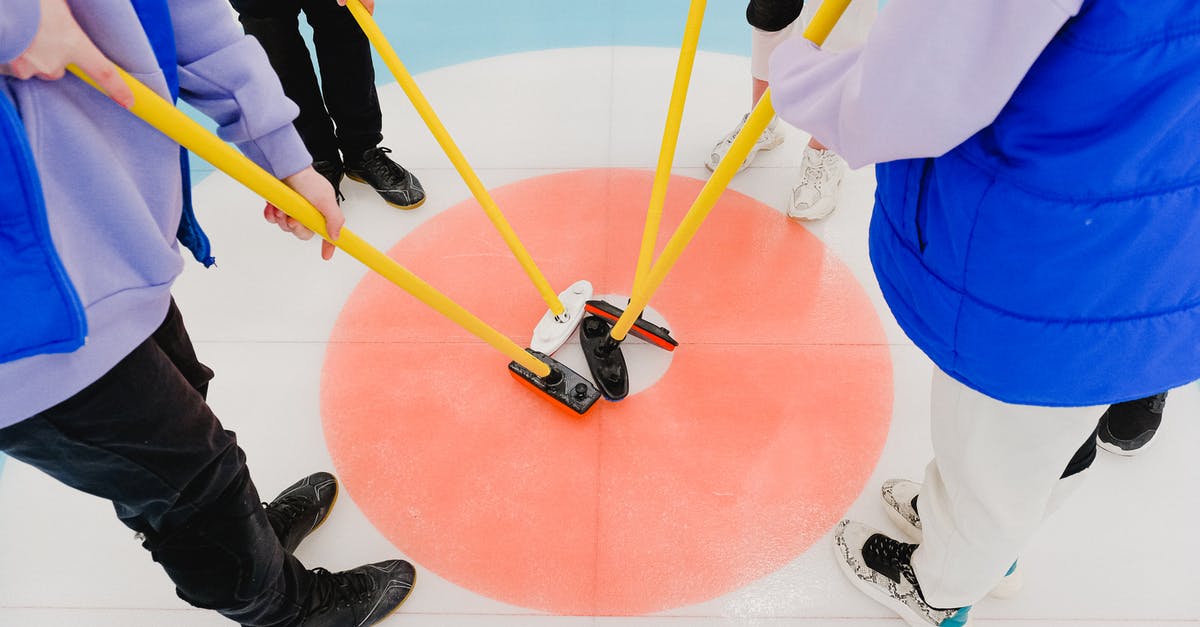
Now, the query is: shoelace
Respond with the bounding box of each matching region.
[863,533,960,613]
[716,116,775,155]
[307,567,377,614]
[358,147,408,188]
[265,495,308,525]
[863,533,917,582]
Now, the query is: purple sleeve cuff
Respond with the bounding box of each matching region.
[170,0,310,178]
[239,123,312,180]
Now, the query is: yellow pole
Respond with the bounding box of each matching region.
[611,0,852,341]
[632,0,706,298]
[69,64,553,378]
[345,0,566,317]
[803,0,853,45]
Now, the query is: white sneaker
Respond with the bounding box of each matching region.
[880,479,1024,599]
[834,520,975,627]
[706,113,784,173]
[788,146,846,221]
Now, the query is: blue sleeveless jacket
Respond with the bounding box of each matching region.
[0,0,209,364]
[0,91,87,362]
[871,0,1200,406]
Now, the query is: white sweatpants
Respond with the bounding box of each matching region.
[911,368,1103,609]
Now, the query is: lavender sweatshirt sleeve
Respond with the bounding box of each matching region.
[767,0,1083,168]
[0,0,40,63]
[167,0,311,179]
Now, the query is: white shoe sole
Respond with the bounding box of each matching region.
[787,197,837,221]
[1096,430,1158,457]
[833,522,973,627]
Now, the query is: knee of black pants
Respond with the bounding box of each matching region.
[746,0,805,32]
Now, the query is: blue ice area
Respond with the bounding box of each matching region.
[184,1,750,180]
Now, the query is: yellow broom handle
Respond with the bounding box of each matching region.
[69,64,552,378]
[612,94,775,341]
[632,0,706,297]
[611,0,853,341]
[345,0,565,317]
[804,0,852,46]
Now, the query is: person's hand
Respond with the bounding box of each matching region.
[264,167,345,261]
[337,0,374,15]
[0,0,134,108]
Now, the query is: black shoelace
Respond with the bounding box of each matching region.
[863,533,959,612]
[862,533,918,586]
[357,147,408,187]
[266,495,307,523]
[307,568,377,615]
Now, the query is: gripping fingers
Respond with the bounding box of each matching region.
[75,42,133,107]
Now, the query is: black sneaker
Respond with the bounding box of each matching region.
[1098,392,1167,456]
[264,472,339,553]
[301,560,416,627]
[344,147,426,210]
[313,160,346,204]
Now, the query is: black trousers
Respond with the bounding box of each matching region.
[231,0,383,164]
[747,0,806,32]
[0,301,310,626]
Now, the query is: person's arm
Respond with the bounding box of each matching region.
[767,0,1083,168]
[0,0,133,107]
[167,0,309,179]
[167,0,342,259]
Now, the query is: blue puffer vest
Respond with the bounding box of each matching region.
[871,0,1200,406]
[0,0,210,364]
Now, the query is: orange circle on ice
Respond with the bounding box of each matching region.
[322,169,892,615]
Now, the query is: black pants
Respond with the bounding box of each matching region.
[231,0,383,164]
[0,301,310,626]
[747,0,806,32]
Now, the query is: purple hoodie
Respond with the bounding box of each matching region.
[0,0,310,425]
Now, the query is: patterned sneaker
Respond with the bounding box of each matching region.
[834,520,974,627]
[881,480,1023,598]
[265,472,339,553]
[705,113,784,173]
[345,147,426,210]
[787,146,846,221]
[1097,392,1167,456]
[300,560,416,627]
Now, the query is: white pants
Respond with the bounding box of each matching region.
[911,368,1103,609]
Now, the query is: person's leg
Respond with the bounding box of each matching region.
[747,0,847,219]
[707,0,803,173]
[0,302,310,626]
[911,369,1104,608]
[747,0,804,105]
[300,0,382,160]
[298,0,425,210]
[231,0,342,165]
